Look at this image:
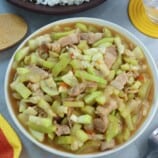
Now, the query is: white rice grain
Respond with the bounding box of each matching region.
[29,0,90,6]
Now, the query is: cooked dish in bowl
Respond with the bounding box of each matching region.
[7,20,154,154]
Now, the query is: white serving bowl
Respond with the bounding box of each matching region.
[4,18,158,158]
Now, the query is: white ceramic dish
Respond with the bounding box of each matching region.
[4,18,158,158]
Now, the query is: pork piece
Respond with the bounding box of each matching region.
[94,118,108,133]
[80,32,103,44]
[88,133,104,140]
[111,72,128,90]
[86,82,98,88]
[38,43,49,54]
[94,100,117,134]
[47,42,61,53]
[28,65,49,79]
[100,140,115,151]
[96,106,108,118]
[105,100,118,114]
[55,124,70,136]
[84,124,94,133]
[104,46,117,69]
[58,31,80,47]
[68,83,86,97]
[96,100,117,117]
[27,83,40,92]
[22,66,49,83]
[68,82,97,97]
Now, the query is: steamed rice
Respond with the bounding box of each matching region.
[29,0,90,6]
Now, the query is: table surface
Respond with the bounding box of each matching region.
[0,0,158,158]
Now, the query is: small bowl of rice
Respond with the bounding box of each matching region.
[29,0,91,6]
[7,0,107,14]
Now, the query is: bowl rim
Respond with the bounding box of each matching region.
[4,17,158,158]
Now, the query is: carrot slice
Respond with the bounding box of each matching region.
[137,74,144,81]
[60,82,69,88]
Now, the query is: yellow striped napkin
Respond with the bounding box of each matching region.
[0,114,22,158]
[128,0,158,38]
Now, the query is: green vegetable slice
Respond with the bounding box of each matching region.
[63,101,84,108]
[105,115,121,142]
[75,70,107,85]
[93,37,114,47]
[61,71,78,87]
[52,53,71,77]
[28,116,56,133]
[14,47,30,62]
[51,30,75,40]
[11,82,31,99]
[40,77,58,96]
[138,80,151,99]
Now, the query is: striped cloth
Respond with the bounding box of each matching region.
[128,0,158,38]
[0,114,22,158]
